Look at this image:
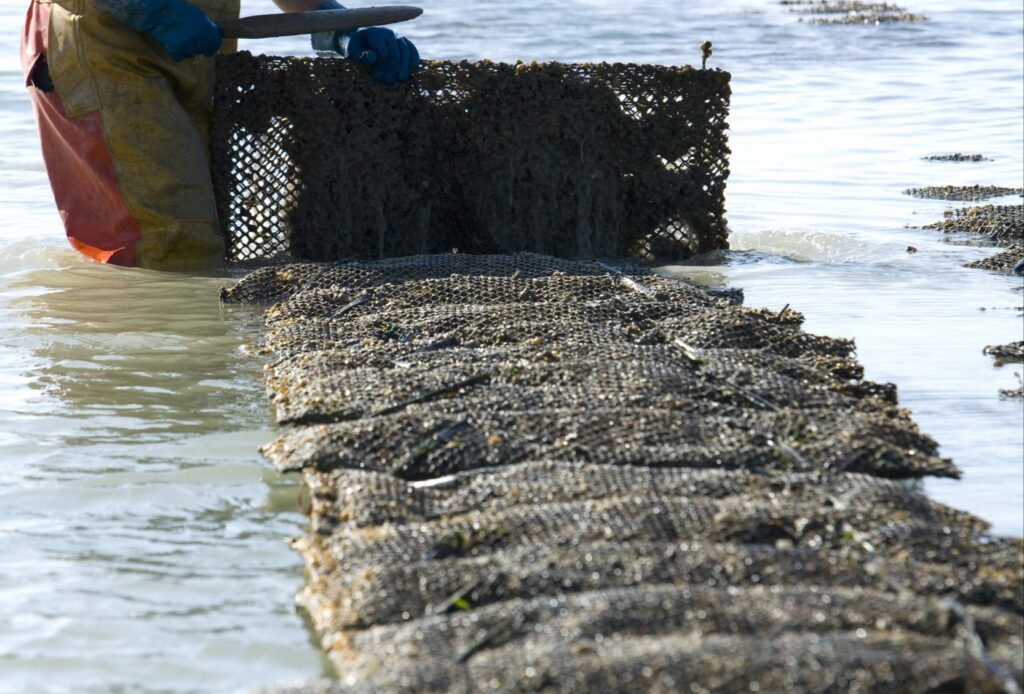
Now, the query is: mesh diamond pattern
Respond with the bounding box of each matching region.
[227,253,1022,692]
[211,55,731,263]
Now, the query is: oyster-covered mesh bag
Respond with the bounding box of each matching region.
[261,344,883,426]
[305,463,983,532]
[965,242,1024,273]
[263,407,956,480]
[211,56,731,263]
[228,253,1024,692]
[903,185,1024,201]
[315,584,1017,690]
[220,253,659,304]
[923,204,1023,244]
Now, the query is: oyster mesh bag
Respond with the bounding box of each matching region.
[923,204,1023,244]
[211,56,730,263]
[965,242,1024,273]
[228,253,1024,692]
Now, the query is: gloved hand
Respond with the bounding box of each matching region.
[96,0,222,62]
[310,1,420,85]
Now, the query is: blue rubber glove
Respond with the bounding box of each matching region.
[310,1,420,85]
[96,0,222,62]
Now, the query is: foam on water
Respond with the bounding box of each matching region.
[0,0,1021,691]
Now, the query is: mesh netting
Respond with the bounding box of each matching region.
[903,185,1024,201]
[300,531,1021,633]
[984,341,1024,363]
[780,1,928,24]
[294,475,1009,575]
[923,204,1023,244]
[265,407,955,479]
[804,12,927,24]
[301,463,992,545]
[261,343,878,425]
[262,275,718,327]
[964,242,1024,274]
[211,55,730,263]
[786,1,911,13]
[220,253,657,305]
[923,153,990,162]
[313,584,1019,691]
[225,253,1024,691]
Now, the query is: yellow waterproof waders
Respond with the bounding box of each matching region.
[23,0,239,270]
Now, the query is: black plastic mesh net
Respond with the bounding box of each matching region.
[923,204,1023,244]
[228,253,1023,692]
[211,55,731,263]
[965,242,1024,274]
[903,185,1024,201]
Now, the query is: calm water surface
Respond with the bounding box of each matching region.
[0,0,1021,691]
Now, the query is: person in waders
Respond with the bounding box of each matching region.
[21,0,419,271]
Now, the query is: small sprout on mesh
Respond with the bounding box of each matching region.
[507,365,523,384]
[375,322,403,341]
[425,530,470,560]
[433,581,480,615]
[700,41,713,69]
[782,417,814,444]
[424,526,508,561]
[396,420,472,471]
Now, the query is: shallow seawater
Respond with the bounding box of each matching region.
[0,0,1021,691]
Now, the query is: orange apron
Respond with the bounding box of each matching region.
[22,0,240,270]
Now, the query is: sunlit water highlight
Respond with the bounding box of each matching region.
[0,0,1021,691]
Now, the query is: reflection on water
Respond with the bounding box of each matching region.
[0,262,326,692]
[0,0,1021,690]
[6,266,263,445]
